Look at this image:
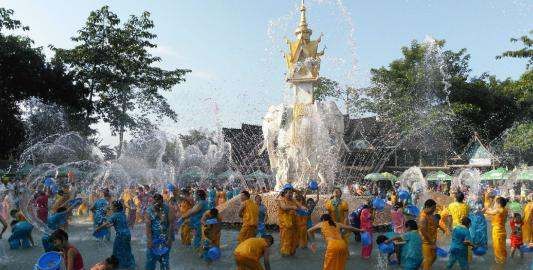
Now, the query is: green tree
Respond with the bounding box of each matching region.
[502,122,533,164]
[366,39,470,152]
[496,30,533,69]
[314,77,340,101]
[55,6,191,157]
[0,8,92,159]
[449,74,522,149]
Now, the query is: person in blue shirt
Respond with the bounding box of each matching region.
[349,204,364,242]
[385,219,423,270]
[96,200,135,269]
[207,186,216,209]
[42,202,78,252]
[145,193,175,270]
[468,204,487,249]
[255,195,268,237]
[182,189,209,251]
[447,217,475,270]
[8,220,34,249]
[90,189,112,240]
[226,187,234,201]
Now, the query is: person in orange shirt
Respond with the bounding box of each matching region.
[178,189,194,246]
[484,187,495,210]
[307,214,361,270]
[216,188,227,206]
[484,197,509,267]
[419,199,438,270]
[325,187,349,244]
[238,190,259,243]
[277,184,300,256]
[234,235,273,270]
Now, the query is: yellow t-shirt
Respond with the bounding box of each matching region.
[445,202,469,227]
[242,199,259,226]
[325,199,349,224]
[234,238,268,261]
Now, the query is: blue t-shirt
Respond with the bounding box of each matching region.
[258,204,266,223]
[208,189,216,202]
[190,200,208,227]
[47,212,68,230]
[109,211,130,236]
[93,198,109,223]
[401,230,423,266]
[450,225,471,254]
[147,204,170,240]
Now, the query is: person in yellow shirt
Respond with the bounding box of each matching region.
[522,196,533,244]
[484,197,509,267]
[178,189,194,246]
[325,187,349,243]
[234,235,273,270]
[277,184,300,256]
[483,187,495,210]
[307,214,361,270]
[238,190,259,243]
[419,199,438,270]
[440,191,469,232]
[162,188,172,203]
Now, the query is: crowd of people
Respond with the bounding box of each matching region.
[0,173,531,270]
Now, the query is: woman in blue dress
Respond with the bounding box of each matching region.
[181,189,209,251]
[255,195,268,236]
[90,189,111,240]
[96,200,135,269]
[145,194,175,270]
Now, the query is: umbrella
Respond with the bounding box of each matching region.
[217,170,235,180]
[246,170,270,180]
[516,168,533,181]
[364,173,384,181]
[481,168,508,181]
[364,172,396,182]
[426,171,452,181]
[381,172,397,181]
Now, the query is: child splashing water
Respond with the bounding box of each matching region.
[447,217,475,270]
[510,213,524,259]
[385,220,423,270]
[390,202,406,234]
[51,229,84,270]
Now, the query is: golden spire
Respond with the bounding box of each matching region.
[294,0,312,40]
[284,0,324,83]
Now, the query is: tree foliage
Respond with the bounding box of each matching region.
[496,30,533,69]
[365,39,470,152]
[55,6,191,157]
[0,8,92,159]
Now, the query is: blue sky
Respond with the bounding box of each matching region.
[2,0,531,146]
